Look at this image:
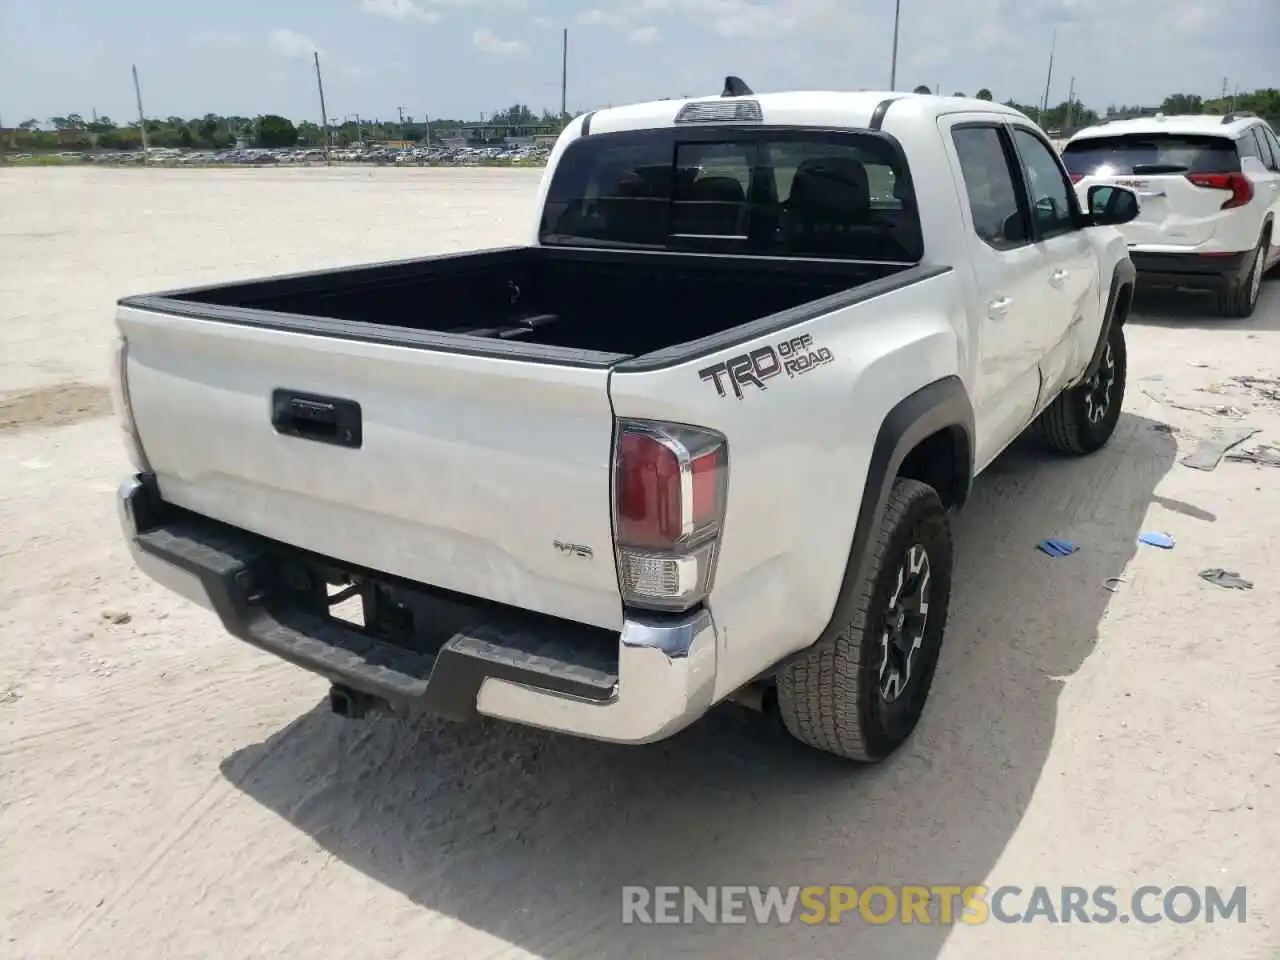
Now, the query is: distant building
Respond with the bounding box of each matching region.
[459,122,559,144]
[1104,106,1161,121]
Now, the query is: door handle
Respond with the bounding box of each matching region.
[1137,190,1166,198]
[1049,269,1069,288]
[271,389,363,448]
[987,296,1012,318]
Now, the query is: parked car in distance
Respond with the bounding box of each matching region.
[1063,112,1280,317]
[112,81,1141,763]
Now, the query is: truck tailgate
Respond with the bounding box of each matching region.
[117,305,625,631]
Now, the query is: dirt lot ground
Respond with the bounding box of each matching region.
[1,167,1277,960]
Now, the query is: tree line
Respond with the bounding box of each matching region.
[5,90,1277,154]
[912,86,1279,135]
[3,103,566,153]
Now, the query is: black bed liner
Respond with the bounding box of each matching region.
[120,245,950,372]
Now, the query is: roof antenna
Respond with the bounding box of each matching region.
[721,75,753,97]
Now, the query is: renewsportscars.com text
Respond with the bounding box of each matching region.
[621,884,1247,926]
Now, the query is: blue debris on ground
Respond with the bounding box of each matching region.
[1036,538,1078,558]
[1138,532,1176,549]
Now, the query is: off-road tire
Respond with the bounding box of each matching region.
[776,478,953,763]
[1219,234,1268,319]
[1035,320,1127,456]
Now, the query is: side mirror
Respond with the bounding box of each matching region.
[1088,185,1139,226]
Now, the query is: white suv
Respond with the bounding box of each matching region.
[1063,113,1280,317]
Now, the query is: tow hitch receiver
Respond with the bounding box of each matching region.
[328,683,389,720]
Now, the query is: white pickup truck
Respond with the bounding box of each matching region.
[112,82,1141,763]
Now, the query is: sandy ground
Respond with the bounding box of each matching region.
[1,166,1277,960]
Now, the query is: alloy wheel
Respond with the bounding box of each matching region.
[879,544,931,703]
[1083,341,1117,425]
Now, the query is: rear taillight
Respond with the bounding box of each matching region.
[1070,173,1084,184]
[1186,172,1254,210]
[613,419,727,613]
[110,336,151,472]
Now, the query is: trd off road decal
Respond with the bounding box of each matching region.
[697,333,835,400]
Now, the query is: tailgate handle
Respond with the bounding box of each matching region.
[271,389,362,448]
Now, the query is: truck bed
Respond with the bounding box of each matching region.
[124,245,907,362]
[116,244,939,633]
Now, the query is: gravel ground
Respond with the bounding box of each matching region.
[1,166,1277,960]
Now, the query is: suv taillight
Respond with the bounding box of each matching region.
[1186,172,1254,210]
[612,419,727,613]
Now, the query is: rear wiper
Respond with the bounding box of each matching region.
[1130,163,1189,174]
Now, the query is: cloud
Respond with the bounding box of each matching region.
[576,1,673,42]
[472,27,528,55]
[576,0,860,42]
[532,16,555,28]
[358,0,442,23]
[267,28,322,59]
[341,64,374,78]
[675,0,862,38]
[191,29,251,50]
[577,8,627,26]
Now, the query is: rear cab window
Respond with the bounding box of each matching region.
[539,127,923,262]
[1062,133,1241,177]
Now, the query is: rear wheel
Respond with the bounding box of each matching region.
[1035,319,1127,456]
[1219,235,1267,318]
[776,478,953,763]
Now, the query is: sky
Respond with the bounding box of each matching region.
[1,0,1276,125]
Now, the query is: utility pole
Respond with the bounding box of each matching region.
[1220,77,1228,102]
[1066,76,1075,132]
[313,51,330,163]
[132,64,149,154]
[888,0,902,90]
[423,112,429,148]
[397,106,406,145]
[1040,28,1056,117]
[561,28,569,119]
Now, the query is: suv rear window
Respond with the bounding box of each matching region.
[1062,133,1241,176]
[539,128,923,262]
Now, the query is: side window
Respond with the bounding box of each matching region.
[1011,127,1077,239]
[1260,127,1280,172]
[1238,129,1262,163]
[1253,129,1275,169]
[951,126,1028,250]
